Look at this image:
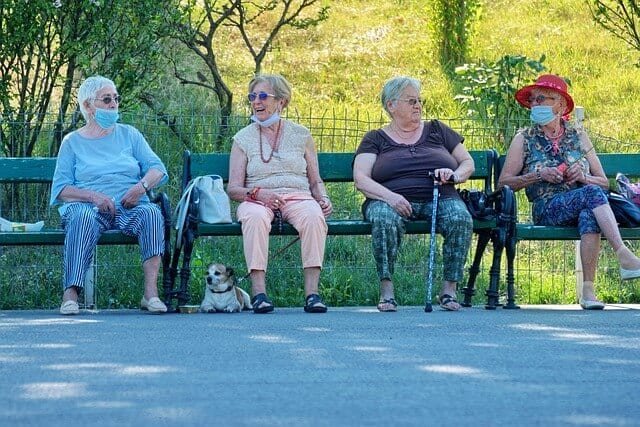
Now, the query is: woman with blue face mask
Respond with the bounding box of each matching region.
[498,74,640,310]
[226,73,332,314]
[50,75,169,315]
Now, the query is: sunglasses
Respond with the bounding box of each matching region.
[528,94,557,104]
[397,98,423,106]
[248,91,276,102]
[95,95,121,105]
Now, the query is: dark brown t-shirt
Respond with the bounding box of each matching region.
[355,120,463,202]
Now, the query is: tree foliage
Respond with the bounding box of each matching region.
[588,0,640,61]
[0,0,171,156]
[428,0,481,75]
[165,0,329,148]
[454,55,546,149]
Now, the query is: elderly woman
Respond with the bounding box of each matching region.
[51,75,168,315]
[227,73,332,314]
[353,76,475,312]
[498,74,640,310]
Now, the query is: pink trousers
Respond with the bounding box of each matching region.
[236,193,327,272]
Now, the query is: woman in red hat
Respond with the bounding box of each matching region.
[498,74,640,310]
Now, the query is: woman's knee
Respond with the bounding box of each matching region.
[63,204,99,230]
[582,184,608,208]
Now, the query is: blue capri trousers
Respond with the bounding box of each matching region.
[534,184,608,235]
[364,197,473,283]
[60,202,164,290]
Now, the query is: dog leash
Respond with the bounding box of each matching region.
[237,209,300,284]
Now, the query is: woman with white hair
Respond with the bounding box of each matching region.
[353,76,475,312]
[51,75,168,315]
[227,73,332,314]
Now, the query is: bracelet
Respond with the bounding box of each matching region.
[536,170,542,182]
[247,187,260,200]
[320,195,330,200]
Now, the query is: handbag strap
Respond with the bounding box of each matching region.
[174,176,203,250]
[174,175,225,249]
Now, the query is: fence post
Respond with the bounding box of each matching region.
[574,106,585,301]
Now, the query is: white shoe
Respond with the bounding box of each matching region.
[140,297,167,313]
[579,298,605,310]
[620,267,640,280]
[60,300,79,315]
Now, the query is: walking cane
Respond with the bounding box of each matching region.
[424,172,440,313]
[424,172,454,312]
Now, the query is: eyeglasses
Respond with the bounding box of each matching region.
[528,94,557,104]
[95,95,121,105]
[248,92,276,102]
[397,98,423,106]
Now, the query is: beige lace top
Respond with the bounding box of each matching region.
[233,120,312,195]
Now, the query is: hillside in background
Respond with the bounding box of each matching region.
[176,0,640,145]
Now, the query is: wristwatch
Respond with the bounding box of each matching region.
[140,179,150,191]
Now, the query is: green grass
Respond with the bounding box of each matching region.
[6,0,640,309]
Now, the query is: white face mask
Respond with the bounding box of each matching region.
[251,112,281,127]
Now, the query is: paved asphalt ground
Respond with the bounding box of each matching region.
[1,304,640,427]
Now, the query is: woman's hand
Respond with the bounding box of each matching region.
[318,196,333,218]
[540,166,564,184]
[258,189,285,210]
[387,193,412,218]
[434,168,457,183]
[91,192,116,217]
[564,163,587,185]
[120,183,145,209]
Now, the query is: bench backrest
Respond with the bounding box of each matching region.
[183,149,497,191]
[0,157,57,183]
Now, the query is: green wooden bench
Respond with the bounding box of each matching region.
[498,153,640,303]
[168,149,517,309]
[0,157,173,308]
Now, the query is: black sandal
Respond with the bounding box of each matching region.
[438,293,460,311]
[251,293,274,314]
[304,294,328,313]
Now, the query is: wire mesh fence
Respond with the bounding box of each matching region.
[0,107,638,309]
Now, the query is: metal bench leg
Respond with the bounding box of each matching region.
[461,230,491,307]
[484,227,505,310]
[503,226,519,309]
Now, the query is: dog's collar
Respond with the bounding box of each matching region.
[211,284,234,293]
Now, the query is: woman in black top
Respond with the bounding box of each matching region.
[353,76,474,311]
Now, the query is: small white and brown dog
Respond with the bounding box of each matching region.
[200,263,252,313]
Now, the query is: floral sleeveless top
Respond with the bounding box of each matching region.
[521,121,590,222]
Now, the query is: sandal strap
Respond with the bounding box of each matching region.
[305,293,324,306]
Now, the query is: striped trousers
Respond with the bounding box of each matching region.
[60,202,164,290]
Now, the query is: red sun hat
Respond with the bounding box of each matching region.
[515,74,574,116]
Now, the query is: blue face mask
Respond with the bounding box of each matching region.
[530,105,556,126]
[251,112,281,127]
[94,108,119,129]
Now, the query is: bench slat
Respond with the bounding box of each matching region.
[189,151,495,183]
[0,157,57,183]
[196,218,497,237]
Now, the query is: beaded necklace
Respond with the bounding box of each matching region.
[259,120,282,163]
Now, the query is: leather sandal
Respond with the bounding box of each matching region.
[376,298,397,312]
[304,293,328,313]
[251,293,275,314]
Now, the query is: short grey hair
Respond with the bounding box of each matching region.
[78,75,116,120]
[380,76,421,116]
[248,73,292,109]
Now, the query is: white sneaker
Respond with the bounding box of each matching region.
[60,300,79,315]
[140,297,167,313]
